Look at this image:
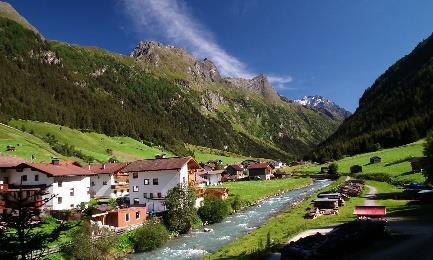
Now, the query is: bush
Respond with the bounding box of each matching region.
[132,220,170,252]
[328,162,339,175]
[61,222,117,260]
[164,186,198,234]
[198,197,230,224]
[230,195,244,211]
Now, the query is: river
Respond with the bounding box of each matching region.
[131,179,332,260]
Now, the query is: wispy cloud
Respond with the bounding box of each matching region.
[121,0,254,78]
[121,0,292,89]
[268,75,294,90]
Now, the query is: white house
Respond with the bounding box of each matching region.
[199,169,223,186]
[0,156,94,211]
[124,156,201,213]
[87,163,129,199]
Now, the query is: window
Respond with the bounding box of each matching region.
[91,181,95,187]
[58,197,63,204]
[133,198,139,205]
[70,188,75,196]
[58,181,62,187]
[133,186,139,192]
[183,177,186,183]
[21,175,27,182]
[35,175,39,181]
[3,177,8,184]
[70,204,74,208]
[149,193,154,199]
[144,179,149,185]
[102,181,108,185]
[153,178,158,185]
[125,213,130,222]
[157,192,162,198]
[133,172,138,179]
[136,211,141,220]
[16,168,24,172]
[143,193,147,198]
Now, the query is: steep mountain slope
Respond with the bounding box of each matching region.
[0,6,340,160]
[293,95,351,120]
[313,33,433,160]
[0,2,40,35]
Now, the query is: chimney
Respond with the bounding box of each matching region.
[51,158,60,165]
[88,164,91,170]
[103,164,106,169]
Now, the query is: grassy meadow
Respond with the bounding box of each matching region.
[0,123,62,162]
[298,140,426,183]
[9,119,173,163]
[221,178,313,205]
[187,144,246,164]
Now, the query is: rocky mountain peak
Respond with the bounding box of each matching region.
[223,74,280,104]
[130,41,221,83]
[293,95,351,120]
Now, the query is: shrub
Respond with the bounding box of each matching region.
[132,220,170,252]
[164,186,198,234]
[230,195,244,211]
[198,197,230,224]
[61,222,117,260]
[328,162,339,175]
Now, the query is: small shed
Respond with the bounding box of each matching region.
[370,156,381,164]
[313,198,339,209]
[410,157,427,172]
[350,165,363,174]
[6,145,16,152]
[354,206,386,219]
[320,167,329,174]
[204,188,229,200]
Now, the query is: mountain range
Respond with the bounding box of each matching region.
[314,32,433,160]
[292,95,351,121]
[0,2,343,161]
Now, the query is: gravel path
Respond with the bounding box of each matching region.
[364,185,377,206]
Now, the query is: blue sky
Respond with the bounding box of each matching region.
[7,0,433,111]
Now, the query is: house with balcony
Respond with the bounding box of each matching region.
[0,156,95,212]
[124,156,201,213]
[87,163,129,199]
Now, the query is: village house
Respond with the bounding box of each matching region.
[125,156,202,213]
[223,164,245,181]
[248,163,273,180]
[203,187,229,200]
[87,162,129,199]
[0,156,94,211]
[198,169,223,186]
[91,205,147,229]
[350,165,363,174]
[370,156,381,164]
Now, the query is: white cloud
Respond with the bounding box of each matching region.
[268,75,294,90]
[121,0,293,88]
[121,0,255,78]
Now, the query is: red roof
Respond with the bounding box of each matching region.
[354,206,386,216]
[123,157,201,172]
[19,162,95,177]
[248,163,271,170]
[87,163,128,174]
[0,155,27,168]
[228,164,243,171]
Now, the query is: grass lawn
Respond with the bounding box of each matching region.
[221,178,313,205]
[9,119,173,163]
[298,140,426,183]
[187,144,246,164]
[0,123,63,162]
[208,177,366,259]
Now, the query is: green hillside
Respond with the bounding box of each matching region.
[9,120,172,163]
[0,9,339,161]
[300,140,426,183]
[313,32,433,161]
[0,123,61,162]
